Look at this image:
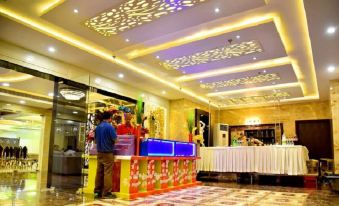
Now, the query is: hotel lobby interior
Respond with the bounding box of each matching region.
[0,0,339,205]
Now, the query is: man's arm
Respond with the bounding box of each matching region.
[110,127,117,142]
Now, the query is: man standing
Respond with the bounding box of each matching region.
[117,113,136,135]
[94,111,117,198]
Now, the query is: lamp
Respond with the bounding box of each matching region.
[60,88,85,101]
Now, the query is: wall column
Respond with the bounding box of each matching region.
[330,80,339,174]
[37,110,52,190]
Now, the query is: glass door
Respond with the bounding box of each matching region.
[48,78,88,191]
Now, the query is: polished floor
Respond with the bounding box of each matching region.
[1,173,339,206]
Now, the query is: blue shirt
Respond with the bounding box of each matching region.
[95,121,117,153]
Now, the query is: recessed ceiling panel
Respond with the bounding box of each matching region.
[181,64,297,94]
[85,0,209,36]
[162,40,263,70]
[213,86,303,106]
[151,22,286,74]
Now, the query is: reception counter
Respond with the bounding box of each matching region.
[82,155,200,199]
[198,145,309,175]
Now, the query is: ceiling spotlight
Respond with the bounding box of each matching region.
[214,8,220,13]
[199,80,203,83]
[73,9,79,13]
[263,70,267,73]
[182,71,186,74]
[19,100,26,104]
[330,87,333,90]
[26,56,34,62]
[118,73,124,78]
[326,26,336,34]
[94,78,102,84]
[48,46,56,53]
[156,55,160,59]
[48,92,54,97]
[2,82,10,87]
[236,35,240,39]
[252,57,257,60]
[327,65,336,73]
[73,111,78,114]
[125,38,130,42]
[162,90,166,94]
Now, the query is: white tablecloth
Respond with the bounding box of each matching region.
[197,145,309,175]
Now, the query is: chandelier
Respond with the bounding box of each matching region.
[60,88,85,101]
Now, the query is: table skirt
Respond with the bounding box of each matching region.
[197,146,309,175]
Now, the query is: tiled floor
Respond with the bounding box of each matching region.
[1,173,339,206]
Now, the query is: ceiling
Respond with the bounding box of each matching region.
[0,0,338,109]
[0,67,53,109]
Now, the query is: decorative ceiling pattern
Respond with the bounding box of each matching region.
[219,91,290,105]
[162,40,263,70]
[85,0,207,36]
[200,73,280,89]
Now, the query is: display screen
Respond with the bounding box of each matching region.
[140,138,175,156]
[220,124,228,131]
[140,138,196,157]
[175,142,196,157]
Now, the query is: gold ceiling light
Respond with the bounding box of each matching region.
[200,73,280,89]
[85,0,207,36]
[219,92,290,105]
[162,40,263,70]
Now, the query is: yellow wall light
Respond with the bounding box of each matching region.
[127,14,274,59]
[176,57,291,82]
[207,82,300,97]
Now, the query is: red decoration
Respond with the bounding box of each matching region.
[189,133,193,142]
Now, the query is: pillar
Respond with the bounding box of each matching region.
[330,80,339,174]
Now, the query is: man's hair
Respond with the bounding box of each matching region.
[102,111,112,120]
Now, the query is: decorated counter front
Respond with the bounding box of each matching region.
[82,136,200,199]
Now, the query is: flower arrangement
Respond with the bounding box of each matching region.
[186,110,196,142]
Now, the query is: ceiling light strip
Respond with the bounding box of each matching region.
[177,56,291,82]
[0,6,218,107]
[268,0,318,97]
[127,12,274,59]
[207,82,300,97]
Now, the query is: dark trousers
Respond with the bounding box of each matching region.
[94,152,114,195]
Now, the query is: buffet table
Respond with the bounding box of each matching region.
[198,145,309,175]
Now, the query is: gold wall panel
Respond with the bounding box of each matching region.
[163,40,263,70]
[200,73,280,89]
[218,101,331,141]
[85,0,207,36]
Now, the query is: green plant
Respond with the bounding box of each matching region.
[136,96,143,124]
[187,109,195,134]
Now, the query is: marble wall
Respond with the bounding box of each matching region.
[330,80,339,173]
[169,99,215,141]
[216,101,331,138]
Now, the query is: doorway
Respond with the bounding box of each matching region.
[295,119,333,159]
